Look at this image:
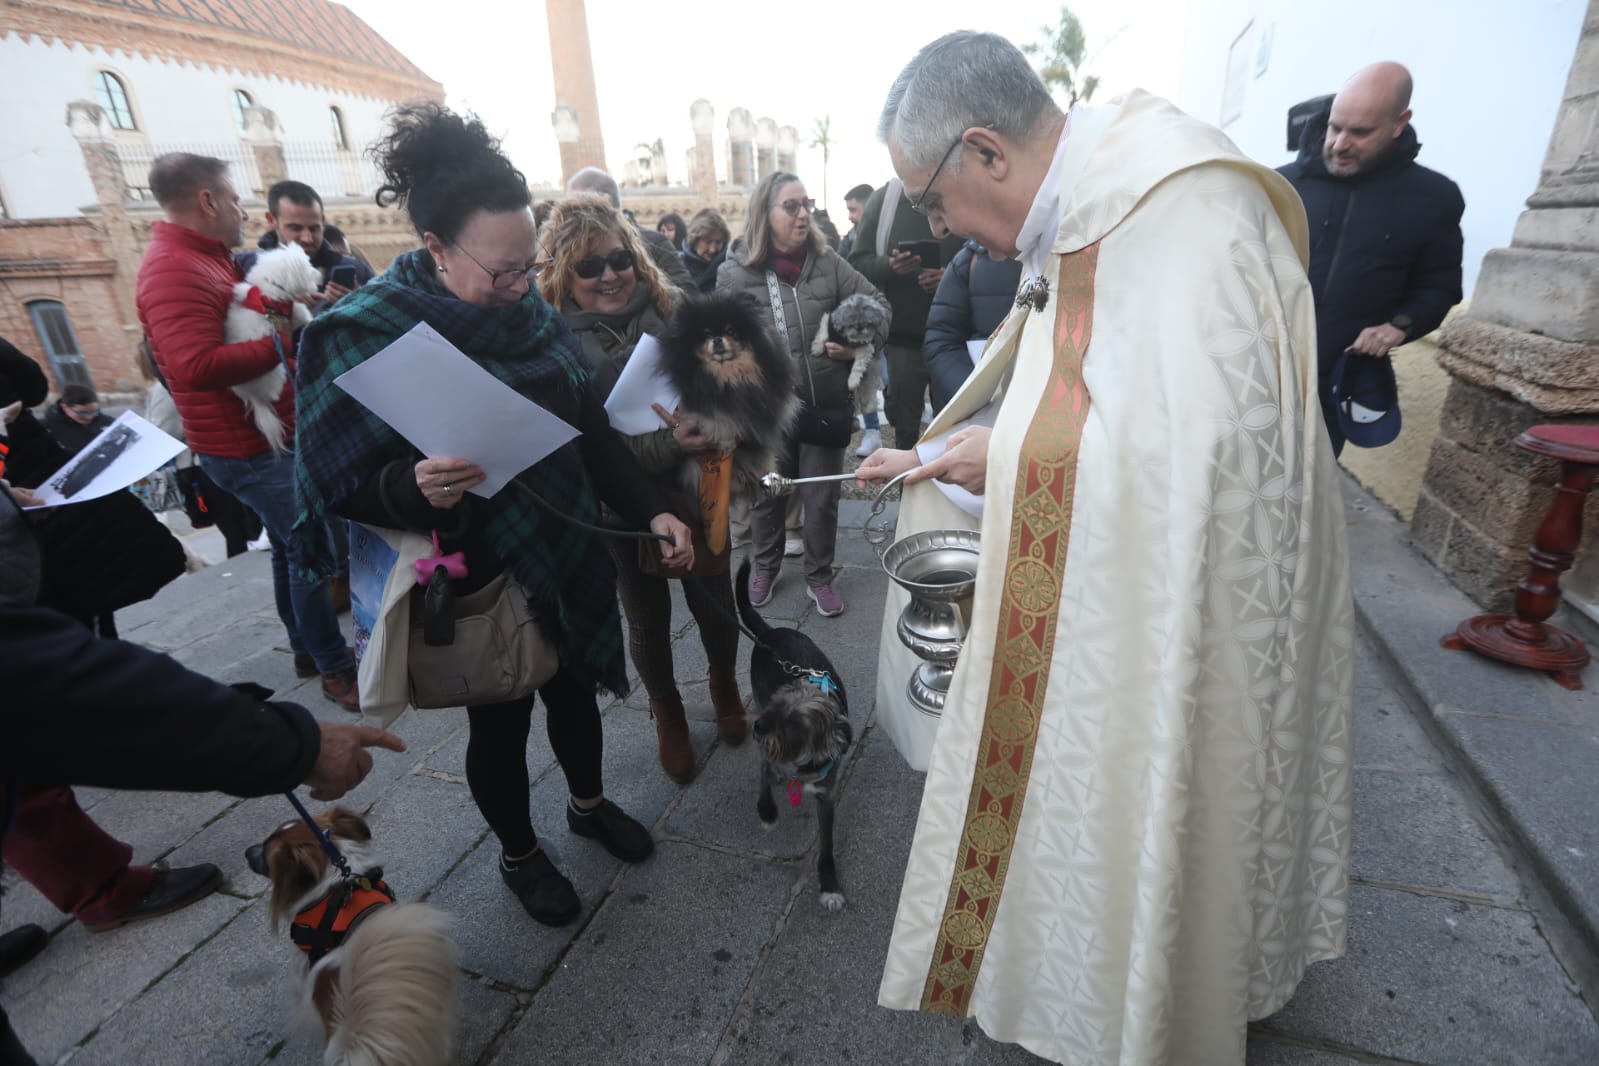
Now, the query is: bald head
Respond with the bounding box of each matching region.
[567,167,621,208]
[1323,62,1414,177]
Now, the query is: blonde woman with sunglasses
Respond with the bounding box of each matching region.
[543,194,750,784]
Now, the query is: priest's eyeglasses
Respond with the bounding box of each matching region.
[910,134,964,216]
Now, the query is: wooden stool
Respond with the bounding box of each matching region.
[1442,424,1599,689]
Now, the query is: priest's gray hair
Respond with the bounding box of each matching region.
[878,32,1061,171]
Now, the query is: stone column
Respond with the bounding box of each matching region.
[690,99,717,203]
[1412,1,1599,613]
[776,124,799,175]
[727,108,754,187]
[551,105,584,186]
[546,0,607,182]
[65,100,139,331]
[243,106,286,195]
[754,118,777,180]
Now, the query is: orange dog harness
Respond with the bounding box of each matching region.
[289,875,395,964]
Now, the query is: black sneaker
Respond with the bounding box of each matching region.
[0,924,47,977]
[500,849,580,927]
[82,864,223,932]
[567,799,654,863]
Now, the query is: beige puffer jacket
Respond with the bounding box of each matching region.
[715,240,886,411]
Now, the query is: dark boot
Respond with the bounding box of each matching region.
[649,694,695,783]
[708,670,749,745]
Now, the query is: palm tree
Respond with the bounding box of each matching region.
[810,116,833,207]
[1022,5,1102,105]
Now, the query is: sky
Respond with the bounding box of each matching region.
[339,0,1190,220]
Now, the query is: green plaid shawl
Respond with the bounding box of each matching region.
[293,250,628,697]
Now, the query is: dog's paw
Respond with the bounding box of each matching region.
[819,891,846,912]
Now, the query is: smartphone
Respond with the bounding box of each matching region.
[894,239,944,268]
[329,264,359,289]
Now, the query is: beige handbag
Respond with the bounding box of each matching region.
[406,574,558,708]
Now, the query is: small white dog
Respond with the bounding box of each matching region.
[225,244,322,453]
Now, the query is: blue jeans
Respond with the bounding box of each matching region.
[197,449,353,674]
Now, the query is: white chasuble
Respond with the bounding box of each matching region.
[876,92,1354,1066]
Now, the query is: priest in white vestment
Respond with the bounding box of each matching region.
[859,32,1354,1066]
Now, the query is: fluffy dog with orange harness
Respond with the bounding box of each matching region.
[246,807,458,1066]
[654,291,797,554]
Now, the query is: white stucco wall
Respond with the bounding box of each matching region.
[1176,0,1588,294]
[0,32,396,218]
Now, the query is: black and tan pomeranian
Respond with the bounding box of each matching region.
[657,291,798,501]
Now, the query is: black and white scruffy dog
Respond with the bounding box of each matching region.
[735,559,854,911]
[223,244,321,453]
[657,291,798,500]
[811,293,891,424]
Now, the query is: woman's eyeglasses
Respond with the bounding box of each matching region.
[778,198,816,218]
[451,244,548,290]
[572,248,636,279]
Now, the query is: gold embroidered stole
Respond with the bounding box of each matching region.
[920,244,1099,1015]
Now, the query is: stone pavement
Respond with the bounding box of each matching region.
[3,487,1598,1065]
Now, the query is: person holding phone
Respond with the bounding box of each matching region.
[848,182,965,451]
[237,180,372,311]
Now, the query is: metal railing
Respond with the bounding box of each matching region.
[114,142,378,203]
[281,142,382,200]
[117,142,261,202]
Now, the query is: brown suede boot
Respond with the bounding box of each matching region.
[650,694,696,783]
[709,670,749,745]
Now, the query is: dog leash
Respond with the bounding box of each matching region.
[284,790,356,881]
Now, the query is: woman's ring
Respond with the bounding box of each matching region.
[442,484,452,495]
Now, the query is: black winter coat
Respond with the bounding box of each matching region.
[1277,115,1464,379]
[922,241,1024,411]
[0,337,185,622]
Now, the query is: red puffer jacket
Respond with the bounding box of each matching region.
[136,221,293,458]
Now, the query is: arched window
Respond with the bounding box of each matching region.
[231,88,254,135]
[94,70,136,130]
[329,105,350,150]
[28,301,93,390]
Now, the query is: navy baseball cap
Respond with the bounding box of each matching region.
[1331,349,1402,448]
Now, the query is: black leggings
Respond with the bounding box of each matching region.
[464,664,604,858]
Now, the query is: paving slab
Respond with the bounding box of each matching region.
[1258,884,1599,1065]
[4,892,248,1064]
[1351,767,1523,903]
[66,896,297,1066]
[1433,708,1599,949]
[487,840,794,1066]
[76,787,236,866]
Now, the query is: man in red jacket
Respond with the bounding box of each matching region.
[135,153,358,710]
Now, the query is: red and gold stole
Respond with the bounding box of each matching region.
[921,243,1098,1015]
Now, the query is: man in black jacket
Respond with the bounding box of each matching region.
[237,180,374,311]
[1277,62,1464,455]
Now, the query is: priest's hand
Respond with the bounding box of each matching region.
[855,447,920,487]
[889,249,923,275]
[907,425,990,495]
[917,268,944,294]
[650,512,694,569]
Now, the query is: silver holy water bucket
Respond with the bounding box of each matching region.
[880,529,980,718]
[761,469,981,718]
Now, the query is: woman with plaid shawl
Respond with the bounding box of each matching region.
[292,104,694,928]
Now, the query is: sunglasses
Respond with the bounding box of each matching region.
[778,198,816,217]
[573,248,636,279]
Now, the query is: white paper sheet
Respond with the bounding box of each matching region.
[29,411,184,508]
[913,401,1001,518]
[967,338,986,367]
[603,333,680,436]
[333,321,581,498]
